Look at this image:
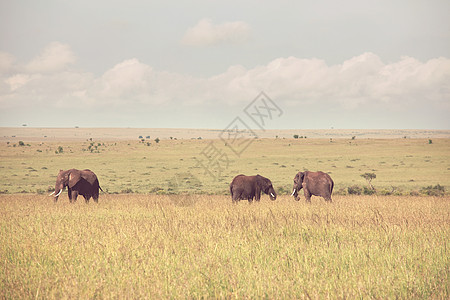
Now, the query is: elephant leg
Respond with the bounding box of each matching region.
[68,188,72,203]
[71,191,79,202]
[304,190,312,203]
[325,195,333,203]
[93,193,99,203]
[83,195,89,203]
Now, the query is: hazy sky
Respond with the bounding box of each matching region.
[1,0,449,129]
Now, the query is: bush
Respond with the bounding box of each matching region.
[36,189,46,195]
[420,184,445,196]
[276,186,292,195]
[18,141,25,146]
[347,185,362,195]
[363,187,376,195]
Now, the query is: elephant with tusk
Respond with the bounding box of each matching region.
[291,171,334,203]
[51,169,103,203]
[230,174,277,203]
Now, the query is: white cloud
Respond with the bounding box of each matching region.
[181,18,251,46]
[25,42,76,73]
[5,74,33,91]
[1,44,449,127]
[0,52,16,74]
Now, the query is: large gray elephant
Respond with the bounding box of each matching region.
[49,169,103,203]
[230,174,277,203]
[291,171,334,202]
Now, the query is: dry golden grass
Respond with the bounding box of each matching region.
[1,194,448,298]
[1,129,449,298]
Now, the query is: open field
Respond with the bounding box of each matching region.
[1,128,449,298]
[1,127,450,141]
[0,131,449,195]
[1,194,448,298]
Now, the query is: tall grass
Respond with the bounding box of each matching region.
[1,194,448,298]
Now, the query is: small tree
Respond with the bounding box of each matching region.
[154,137,160,143]
[361,172,376,191]
[293,134,299,139]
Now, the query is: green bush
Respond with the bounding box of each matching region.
[363,187,376,195]
[347,185,362,195]
[420,184,445,196]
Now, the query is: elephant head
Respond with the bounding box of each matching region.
[49,169,81,202]
[291,172,304,201]
[257,175,277,200]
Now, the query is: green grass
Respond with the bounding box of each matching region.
[1,136,449,298]
[1,194,448,298]
[1,138,449,195]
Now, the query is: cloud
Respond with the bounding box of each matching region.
[25,42,76,73]
[1,43,449,128]
[0,52,16,74]
[181,18,251,46]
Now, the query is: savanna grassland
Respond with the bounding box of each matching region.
[1,194,448,298]
[0,130,449,298]
[1,135,450,195]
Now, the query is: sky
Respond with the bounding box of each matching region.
[1,0,449,129]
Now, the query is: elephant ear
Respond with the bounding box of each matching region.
[257,175,271,190]
[68,170,81,188]
[295,172,305,184]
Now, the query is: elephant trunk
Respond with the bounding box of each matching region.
[53,185,63,201]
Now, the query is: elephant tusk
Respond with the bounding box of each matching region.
[291,189,296,196]
[270,192,275,198]
[54,189,62,197]
[49,191,55,196]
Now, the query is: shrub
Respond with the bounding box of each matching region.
[335,188,348,195]
[293,135,299,139]
[36,189,46,195]
[276,186,292,195]
[363,187,376,195]
[420,184,445,196]
[347,185,362,195]
[18,141,25,146]
[121,188,133,194]
[155,138,160,143]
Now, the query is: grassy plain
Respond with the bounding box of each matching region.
[0,136,449,195]
[1,194,448,298]
[0,130,449,298]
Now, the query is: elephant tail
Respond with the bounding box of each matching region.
[99,185,106,193]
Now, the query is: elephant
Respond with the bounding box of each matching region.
[49,169,103,203]
[230,174,277,203]
[291,171,334,202]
